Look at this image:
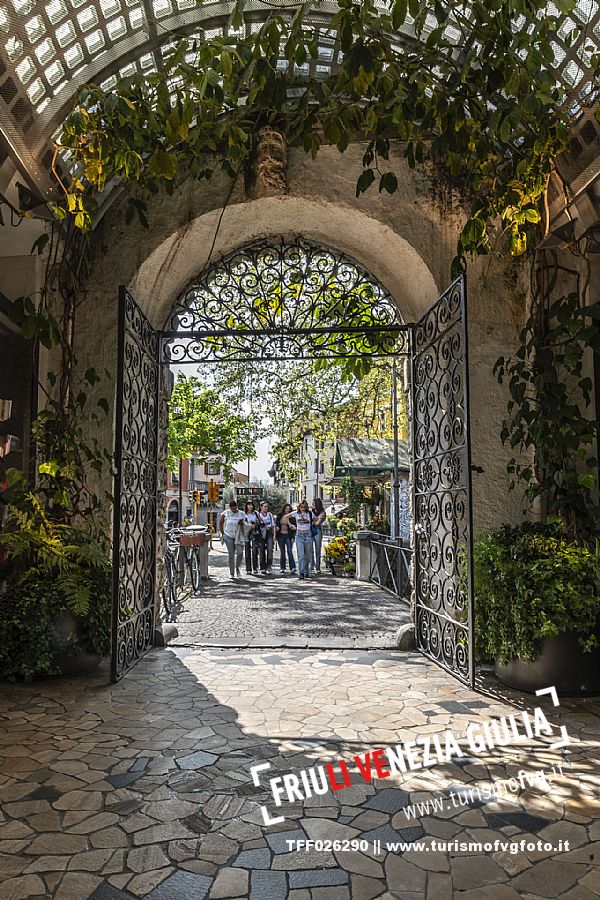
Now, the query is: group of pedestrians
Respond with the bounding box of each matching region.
[218,497,327,580]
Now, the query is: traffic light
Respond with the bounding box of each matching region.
[192,489,200,503]
[218,484,224,501]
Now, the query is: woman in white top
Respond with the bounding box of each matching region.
[219,500,246,579]
[282,499,313,579]
[255,500,276,574]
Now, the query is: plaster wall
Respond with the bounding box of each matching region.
[75,143,530,535]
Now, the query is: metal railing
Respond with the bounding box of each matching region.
[368,537,412,603]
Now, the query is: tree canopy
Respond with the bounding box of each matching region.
[205,359,404,486]
[166,374,257,474]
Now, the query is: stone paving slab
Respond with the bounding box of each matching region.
[169,547,411,648]
[0,648,598,898]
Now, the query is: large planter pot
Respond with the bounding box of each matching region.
[50,611,102,677]
[495,629,600,696]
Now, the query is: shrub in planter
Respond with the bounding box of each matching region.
[474,522,600,670]
[335,517,359,536]
[0,497,111,681]
[367,516,390,535]
[325,535,356,574]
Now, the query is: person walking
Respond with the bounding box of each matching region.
[255,500,276,574]
[282,500,313,579]
[218,499,246,579]
[311,497,327,575]
[243,500,258,575]
[276,503,296,574]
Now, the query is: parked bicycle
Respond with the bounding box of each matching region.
[160,525,207,621]
[161,537,179,621]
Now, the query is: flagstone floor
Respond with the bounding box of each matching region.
[0,647,598,900]
[170,546,412,648]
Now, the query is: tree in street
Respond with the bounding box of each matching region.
[167,374,258,476]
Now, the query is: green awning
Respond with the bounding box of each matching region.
[333,438,409,479]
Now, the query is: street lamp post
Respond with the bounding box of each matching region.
[392,360,400,542]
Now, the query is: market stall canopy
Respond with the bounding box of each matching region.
[333,438,409,481]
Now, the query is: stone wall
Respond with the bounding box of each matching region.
[74,142,531,536]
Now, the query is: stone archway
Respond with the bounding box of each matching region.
[111,232,475,688]
[128,195,440,330]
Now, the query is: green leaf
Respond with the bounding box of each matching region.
[149,149,179,180]
[220,50,233,77]
[4,467,25,487]
[578,472,596,490]
[356,168,375,197]
[523,208,541,223]
[392,0,407,30]
[39,460,60,477]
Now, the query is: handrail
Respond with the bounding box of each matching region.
[367,536,412,603]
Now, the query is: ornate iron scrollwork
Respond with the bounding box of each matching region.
[411,276,474,686]
[162,238,408,362]
[111,287,160,681]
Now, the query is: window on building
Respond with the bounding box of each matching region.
[207,461,220,475]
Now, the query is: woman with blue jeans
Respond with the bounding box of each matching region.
[311,497,326,574]
[276,504,296,574]
[283,500,313,579]
[254,500,275,574]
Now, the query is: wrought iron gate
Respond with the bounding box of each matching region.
[111,287,160,681]
[411,276,474,686]
[110,246,474,688]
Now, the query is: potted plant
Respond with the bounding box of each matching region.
[1,497,111,680]
[325,536,349,575]
[325,535,356,576]
[339,559,357,578]
[479,293,600,695]
[336,516,359,536]
[474,523,600,694]
[367,515,390,536]
[0,361,112,681]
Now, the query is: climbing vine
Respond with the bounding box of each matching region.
[55,0,579,271]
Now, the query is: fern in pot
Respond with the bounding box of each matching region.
[1,496,111,680]
[0,366,112,681]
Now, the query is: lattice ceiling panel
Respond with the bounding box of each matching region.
[1,0,600,194]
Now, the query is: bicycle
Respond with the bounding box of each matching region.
[161,539,179,621]
[160,527,205,620]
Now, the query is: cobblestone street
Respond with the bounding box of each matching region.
[0,648,598,899]
[170,546,411,649]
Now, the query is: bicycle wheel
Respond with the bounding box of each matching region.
[162,553,177,619]
[188,548,201,593]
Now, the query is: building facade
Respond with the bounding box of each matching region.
[165,455,248,525]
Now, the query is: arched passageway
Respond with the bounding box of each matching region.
[111,237,474,690]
